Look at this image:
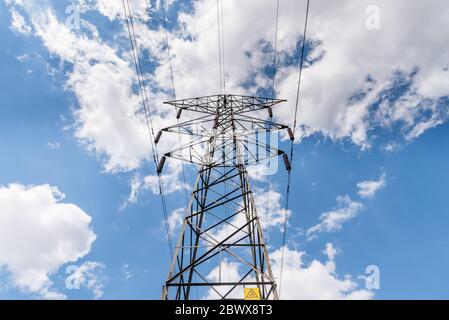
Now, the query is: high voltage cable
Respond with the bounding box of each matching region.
[160,0,176,97]
[123,0,173,257]
[220,0,226,93]
[279,0,310,299]
[271,0,280,99]
[292,0,310,133]
[159,0,195,297]
[122,0,174,258]
[216,0,226,94]
[216,0,223,94]
[265,0,280,247]
[160,0,190,216]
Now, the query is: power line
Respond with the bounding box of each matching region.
[271,0,280,99]
[160,2,199,297]
[122,0,174,258]
[264,0,280,246]
[279,0,310,299]
[216,0,223,94]
[160,0,176,97]
[220,0,226,93]
[159,0,190,216]
[292,0,310,134]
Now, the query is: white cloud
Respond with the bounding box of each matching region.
[15,53,29,62]
[143,160,189,195]
[112,0,449,152]
[0,183,96,299]
[68,261,105,299]
[9,8,32,35]
[323,242,338,265]
[121,263,134,281]
[144,0,449,147]
[205,260,245,300]
[383,141,400,153]
[246,162,271,182]
[204,244,373,300]
[121,175,142,208]
[253,186,291,231]
[6,0,448,179]
[96,0,150,21]
[167,207,184,233]
[307,196,363,239]
[270,245,373,300]
[357,173,386,199]
[306,173,385,239]
[47,141,61,150]
[276,0,449,147]
[5,2,154,173]
[4,0,449,178]
[123,160,190,205]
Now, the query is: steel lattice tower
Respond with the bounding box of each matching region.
[156,94,292,300]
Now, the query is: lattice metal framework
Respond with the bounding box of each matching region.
[157,94,292,300]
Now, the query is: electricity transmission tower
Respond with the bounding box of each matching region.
[156,94,292,300]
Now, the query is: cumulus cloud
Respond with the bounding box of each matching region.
[275,0,449,147]
[357,173,386,199]
[204,244,373,300]
[9,7,32,35]
[0,183,96,299]
[307,196,364,239]
[121,175,143,208]
[271,245,373,299]
[246,162,270,182]
[67,261,105,299]
[121,263,134,281]
[253,186,291,231]
[5,0,449,178]
[133,0,449,149]
[167,207,185,233]
[96,0,150,21]
[143,160,189,195]
[205,260,244,300]
[5,0,448,193]
[5,1,155,172]
[122,160,189,207]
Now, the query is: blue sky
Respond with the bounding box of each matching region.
[0,0,448,299]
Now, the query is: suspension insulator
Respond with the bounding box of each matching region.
[283,153,292,171]
[287,127,295,141]
[268,107,273,118]
[157,156,167,174]
[154,130,163,144]
[176,108,183,119]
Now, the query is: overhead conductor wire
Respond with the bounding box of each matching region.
[160,0,198,298]
[265,0,280,247]
[160,0,190,215]
[123,0,174,258]
[279,0,310,299]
